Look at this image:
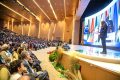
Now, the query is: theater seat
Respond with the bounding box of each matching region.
[0,66,10,80]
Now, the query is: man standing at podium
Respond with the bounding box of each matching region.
[100,21,108,54]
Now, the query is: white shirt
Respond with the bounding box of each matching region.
[10,73,22,80]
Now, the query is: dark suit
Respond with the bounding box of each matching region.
[100,24,107,53]
[22,59,49,80]
[22,59,34,73]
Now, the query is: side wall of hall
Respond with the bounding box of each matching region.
[4,17,75,43]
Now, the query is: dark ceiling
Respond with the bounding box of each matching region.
[79,0,113,43]
[81,0,113,19]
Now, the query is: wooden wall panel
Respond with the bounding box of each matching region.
[49,22,55,41]
[29,22,39,37]
[60,53,120,80]
[5,17,74,42]
[64,17,73,42]
[23,24,29,35]
[54,21,64,41]
[13,25,22,34]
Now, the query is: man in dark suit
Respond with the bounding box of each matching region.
[21,51,49,80]
[100,21,108,54]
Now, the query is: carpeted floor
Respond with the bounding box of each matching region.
[33,47,68,80]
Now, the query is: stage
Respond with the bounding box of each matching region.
[67,45,120,63]
[33,45,120,80]
[62,45,120,77]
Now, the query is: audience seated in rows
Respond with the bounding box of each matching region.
[0,27,64,80]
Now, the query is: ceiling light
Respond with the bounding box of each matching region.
[36,16,40,21]
[0,2,30,21]
[47,0,58,20]
[64,0,66,18]
[32,0,51,21]
[17,0,40,21]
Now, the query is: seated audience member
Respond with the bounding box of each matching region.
[0,65,10,80]
[0,47,3,64]
[20,42,28,51]
[18,75,36,80]
[27,49,42,71]
[0,44,13,64]
[8,41,14,54]
[21,51,49,80]
[21,44,41,68]
[0,27,64,80]
[12,47,19,61]
[17,47,24,59]
[9,60,27,80]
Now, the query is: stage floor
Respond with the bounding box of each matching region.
[69,45,120,60]
[64,45,120,76]
[32,46,120,77]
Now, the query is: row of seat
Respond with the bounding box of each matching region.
[0,28,63,80]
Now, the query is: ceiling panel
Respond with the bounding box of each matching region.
[0,0,79,23]
[66,0,79,17]
[35,0,54,19]
[50,0,64,20]
[0,4,24,21]
[0,0,33,20]
[18,0,41,19]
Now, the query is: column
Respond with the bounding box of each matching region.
[28,21,31,36]
[38,21,41,38]
[72,16,80,45]
[11,19,14,31]
[7,20,9,29]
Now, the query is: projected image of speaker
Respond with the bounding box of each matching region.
[83,0,120,48]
